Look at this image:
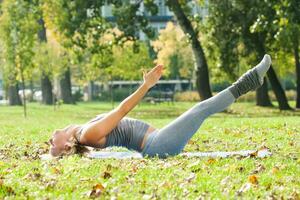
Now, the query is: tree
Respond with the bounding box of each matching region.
[0,0,38,116]
[207,0,291,110]
[249,0,292,110]
[165,0,212,100]
[42,0,119,103]
[69,26,115,101]
[42,0,216,101]
[37,18,53,105]
[270,0,300,108]
[151,22,194,79]
[42,0,83,104]
[110,40,153,80]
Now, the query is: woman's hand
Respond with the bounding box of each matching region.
[143,64,163,89]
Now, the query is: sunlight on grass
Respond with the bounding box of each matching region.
[0,102,299,199]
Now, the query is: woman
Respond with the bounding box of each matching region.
[49,55,271,158]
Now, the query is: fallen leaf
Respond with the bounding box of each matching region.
[272,166,279,174]
[23,172,41,181]
[87,183,105,198]
[252,164,265,174]
[224,128,231,134]
[131,165,138,173]
[249,151,258,158]
[106,164,112,171]
[248,174,258,185]
[289,190,299,200]
[207,158,216,164]
[188,140,196,145]
[52,167,61,174]
[45,180,57,189]
[102,171,111,179]
[159,181,171,188]
[237,166,245,172]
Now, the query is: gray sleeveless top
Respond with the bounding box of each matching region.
[87,114,150,152]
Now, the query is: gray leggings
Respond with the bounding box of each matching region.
[141,88,236,158]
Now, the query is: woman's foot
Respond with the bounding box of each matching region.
[229,54,272,99]
[254,54,272,84]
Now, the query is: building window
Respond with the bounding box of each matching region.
[157,0,166,16]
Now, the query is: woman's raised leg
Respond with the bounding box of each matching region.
[142,54,271,158]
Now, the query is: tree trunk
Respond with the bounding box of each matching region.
[38,17,54,105]
[41,73,53,105]
[20,71,27,117]
[256,77,272,107]
[59,67,73,104]
[267,65,292,110]
[254,42,290,109]
[29,79,34,102]
[294,37,300,108]
[166,0,212,100]
[8,83,22,106]
[38,18,47,43]
[87,81,95,101]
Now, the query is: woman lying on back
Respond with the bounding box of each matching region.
[49,55,271,158]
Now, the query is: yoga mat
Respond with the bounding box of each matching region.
[87,148,271,159]
[40,148,271,160]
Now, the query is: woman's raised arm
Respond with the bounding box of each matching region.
[80,64,164,144]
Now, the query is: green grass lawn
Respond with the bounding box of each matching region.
[0,101,299,199]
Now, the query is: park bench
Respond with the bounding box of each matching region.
[144,90,174,104]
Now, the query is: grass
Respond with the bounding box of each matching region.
[0,101,299,199]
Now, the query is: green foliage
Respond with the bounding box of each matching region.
[109,41,153,80]
[152,22,194,79]
[253,0,300,50]
[205,0,299,79]
[42,0,113,83]
[111,0,156,41]
[249,0,300,76]
[42,0,105,47]
[32,43,61,79]
[0,0,39,84]
[42,0,157,84]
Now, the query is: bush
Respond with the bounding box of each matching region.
[98,88,176,102]
[211,81,231,92]
[283,79,296,90]
[72,90,84,102]
[174,91,200,101]
[98,88,132,101]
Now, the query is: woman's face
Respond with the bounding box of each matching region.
[49,125,76,156]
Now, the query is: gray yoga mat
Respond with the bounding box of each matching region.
[87,148,271,159]
[40,148,271,160]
